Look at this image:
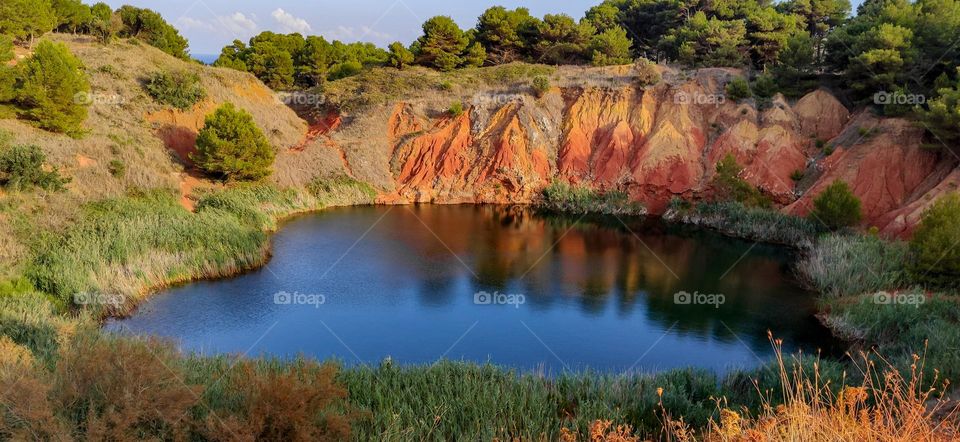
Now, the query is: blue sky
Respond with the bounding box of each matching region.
[104,0,865,55]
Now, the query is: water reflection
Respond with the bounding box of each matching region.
[107,205,838,374]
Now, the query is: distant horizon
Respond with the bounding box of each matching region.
[103,0,867,55]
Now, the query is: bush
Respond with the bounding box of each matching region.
[0,144,69,191]
[908,193,960,288]
[799,233,908,297]
[144,70,206,110]
[117,5,189,59]
[448,101,464,117]
[790,169,805,182]
[809,181,862,230]
[531,75,550,97]
[538,181,644,215]
[14,41,89,136]
[634,57,661,87]
[107,159,125,178]
[725,76,752,102]
[751,73,778,101]
[307,175,377,206]
[712,154,770,208]
[192,103,274,181]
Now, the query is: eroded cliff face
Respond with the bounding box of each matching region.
[305,68,957,238]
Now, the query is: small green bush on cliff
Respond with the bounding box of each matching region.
[725,77,752,102]
[144,70,206,110]
[0,144,69,192]
[809,181,862,230]
[909,193,960,288]
[712,154,771,208]
[193,103,275,182]
[531,75,550,97]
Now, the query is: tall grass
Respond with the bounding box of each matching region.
[665,339,959,441]
[537,181,645,216]
[666,200,826,248]
[798,233,909,298]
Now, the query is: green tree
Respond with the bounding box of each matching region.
[809,180,862,230]
[88,3,120,43]
[712,153,770,207]
[475,7,538,63]
[778,0,851,65]
[414,16,468,71]
[921,75,960,148]
[590,26,633,66]
[15,40,89,135]
[297,36,332,84]
[144,70,206,110]
[51,0,92,33]
[665,11,749,67]
[192,103,274,181]
[909,193,960,287]
[117,6,189,59]
[0,0,57,45]
[584,3,621,33]
[532,14,595,64]
[388,42,414,69]
[462,42,486,68]
[772,33,817,96]
[634,57,661,87]
[246,42,294,89]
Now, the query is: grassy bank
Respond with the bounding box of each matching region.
[664,199,826,248]
[536,181,646,216]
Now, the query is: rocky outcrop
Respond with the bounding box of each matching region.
[287,66,956,238]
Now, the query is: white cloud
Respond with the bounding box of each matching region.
[177,17,215,32]
[271,8,312,34]
[217,12,258,35]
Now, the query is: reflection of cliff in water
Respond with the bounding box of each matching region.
[376,205,835,355]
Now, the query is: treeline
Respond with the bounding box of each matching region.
[0,0,189,59]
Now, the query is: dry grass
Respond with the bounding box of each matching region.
[662,336,960,442]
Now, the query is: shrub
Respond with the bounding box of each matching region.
[107,159,125,178]
[192,103,275,181]
[725,76,752,102]
[307,175,377,206]
[448,101,464,117]
[633,57,660,87]
[809,181,862,230]
[712,154,770,208]
[117,5,189,59]
[538,181,644,215]
[14,41,90,136]
[790,169,805,182]
[669,201,825,248]
[908,193,960,287]
[532,75,550,98]
[799,233,908,297]
[144,70,206,110]
[751,72,778,101]
[0,144,69,191]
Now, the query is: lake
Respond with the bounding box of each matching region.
[106,205,838,374]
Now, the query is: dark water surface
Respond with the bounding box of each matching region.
[106,205,838,374]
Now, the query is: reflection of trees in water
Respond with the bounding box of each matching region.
[375,205,835,354]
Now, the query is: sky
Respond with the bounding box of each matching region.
[103,0,866,56]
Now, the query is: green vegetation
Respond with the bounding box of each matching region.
[0,144,69,191]
[799,233,908,298]
[809,181,862,230]
[307,175,377,206]
[10,40,90,136]
[711,154,771,208]
[724,77,752,102]
[908,193,960,288]
[531,75,550,97]
[447,100,464,117]
[414,16,484,71]
[633,57,660,87]
[143,70,206,110]
[0,0,56,45]
[387,41,414,69]
[668,200,826,248]
[192,103,275,182]
[116,5,188,59]
[538,181,644,216]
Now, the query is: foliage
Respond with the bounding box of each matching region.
[531,75,550,97]
[633,57,660,87]
[447,100,464,117]
[0,144,69,191]
[13,40,90,136]
[809,181,862,230]
[116,5,189,59]
[751,72,778,101]
[921,75,960,147]
[143,70,206,110]
[538,181,645,216]
[531,14,595,65]
[0,0,56,44]
[589,26,633,66]
[668,200,826,248]
[712,154,770,208]
[306,175,377,206]
[475,7,537,64]
[51,0,93,33]
[387,41,414,69]
[908,193,960,288]
[107,159,124,177]
[193,103,275,181]
[414,16,471,71]
[799,233,908,298]
[725,77,753,102]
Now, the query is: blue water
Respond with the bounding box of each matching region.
[106,205,837,374]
